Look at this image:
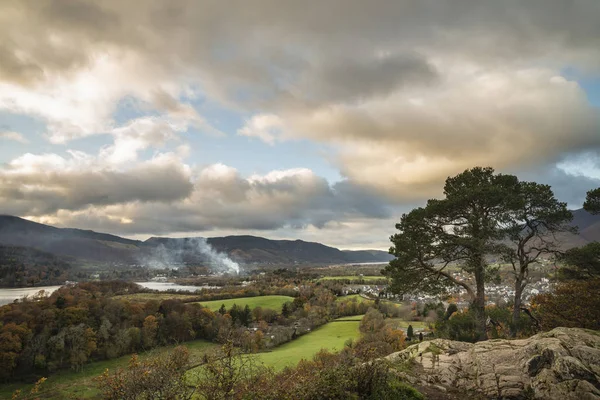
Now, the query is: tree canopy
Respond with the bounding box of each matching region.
[385,166,572,340]
[583,187,600,215]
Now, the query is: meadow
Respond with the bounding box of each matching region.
[0,340,217,399]
[335,293,373,303]
[254,318,361,370]
[195,295,294,311]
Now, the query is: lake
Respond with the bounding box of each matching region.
[0,286,62,306]
[0,282,219,305]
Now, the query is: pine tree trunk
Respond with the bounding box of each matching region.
[474,265,487,341]
[511,279,523,338]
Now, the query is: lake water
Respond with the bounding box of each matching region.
[0,286,62,306]
[0,282,219,306]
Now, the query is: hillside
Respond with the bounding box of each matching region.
[0,215,143,263]
[570,208,600,242]
[145,235,393,264]
[0,216,392,266]
[0,245,76,287]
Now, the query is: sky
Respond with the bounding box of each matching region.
[1,0,600,250]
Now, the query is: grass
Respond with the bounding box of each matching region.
[0,340,217,399]
[319,275,388,282]
[196,295,294,312]
[335,294,373,303]
[387,318,429,330]
[335,315,364,321]
[253,318,361,371]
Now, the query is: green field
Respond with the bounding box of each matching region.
[253,318,361,371]
[196,295,294,311]
[0,340,217,399]
[319,275,387,282]
[335,294,373,303]
[387,318,429,330]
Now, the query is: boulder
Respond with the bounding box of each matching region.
[386,327,600,399]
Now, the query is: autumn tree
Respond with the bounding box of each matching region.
[95,346,194,400]
[500,181,573,336]
[193,341,261,400]
[530,279,600,331]
[385,167,519,340]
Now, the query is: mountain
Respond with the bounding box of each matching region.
[0,216,392,266]
[144,235,393,264]
[570,208,600,242]
[0,215,143,263]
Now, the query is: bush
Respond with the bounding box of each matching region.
[531,279,600,331]
[370,377,425,400]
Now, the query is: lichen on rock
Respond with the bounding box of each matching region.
[386,327,600,399]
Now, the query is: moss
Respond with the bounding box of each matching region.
[370,378,425,400]
[424,343,443,356]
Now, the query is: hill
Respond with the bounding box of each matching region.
[0,215,143,263]
[0,245,75,287]
[570,208,600,242]
[145,235,393,264]
[0,216,392,267]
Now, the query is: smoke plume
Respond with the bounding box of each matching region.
[139,237,241,274]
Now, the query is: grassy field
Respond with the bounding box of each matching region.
[335,294,374,303]
[387,318,429,330]
[253,318,361,371]
[196,295,294,312]
[0,340,217,399]
[319,275,387,282]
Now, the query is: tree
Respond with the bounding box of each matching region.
[192,341,261,400]
[559,242,600,279]
[218,304,227,315]
[385,167,519,340]
[241,305,252,327]
[583,187,600,214]
[406,325,414,340]
[444,304,458,320]
[531,279,600,331]
[95,346,195,400]
[500,181,573,336]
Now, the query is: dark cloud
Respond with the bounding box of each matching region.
[0,156,193,215]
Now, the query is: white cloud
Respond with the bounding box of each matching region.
[0,131,29,143]
[238,114,284,145]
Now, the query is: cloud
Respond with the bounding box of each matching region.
[241,67,600,199]
[0,151,194,216]
[1,0,600,247]
[0,131,28,143]
[8,159,393,236]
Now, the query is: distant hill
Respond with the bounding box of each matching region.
[570,208,600,242]
[0,245,75,287]
[0,216,392,266]
[145,235,393,264]
[0,215,143,263]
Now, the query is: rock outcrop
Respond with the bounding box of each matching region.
[386,327,600,399]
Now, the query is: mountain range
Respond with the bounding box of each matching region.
[0,215,393,266]
[1,209,599,269]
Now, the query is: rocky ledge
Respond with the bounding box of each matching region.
[386,327,600,399]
